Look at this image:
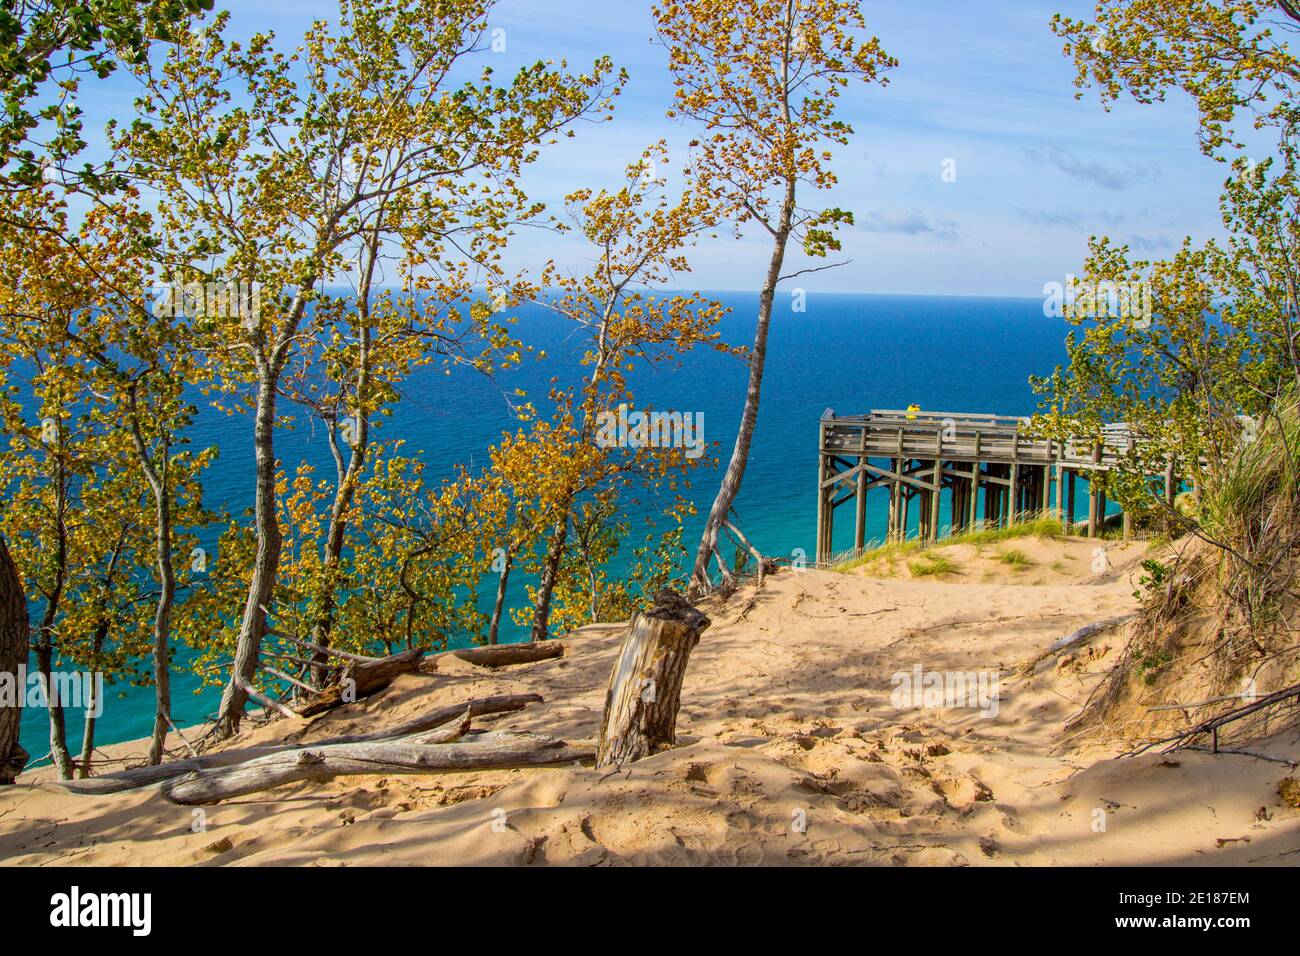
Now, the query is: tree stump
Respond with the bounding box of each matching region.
[0,534,29,784]
[596,590,710,768]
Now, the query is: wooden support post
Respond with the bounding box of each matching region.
[854,430,867,553]
[1054,459,1065,530]
[854,466,867,554]
[929,435,943,542]
[890,430,905,542]
[900,484,911,542]
[951,474,965,532]
[969,431,982,531]
[887,458,899,543]
[815,421,828,564]
[1007,433,1020,527]
[1039,456,1052,517]
[1066,469,1077,533]
[1088,442,1102,538]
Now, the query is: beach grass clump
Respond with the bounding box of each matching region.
[836,515,1062,574]
[907,553,959,577]
[955,514,1062,547]
[996,548,1033,569]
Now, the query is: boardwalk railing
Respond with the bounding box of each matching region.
[814,409,1175,565]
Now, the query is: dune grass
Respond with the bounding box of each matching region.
[835,514,1065,575]
[908,553,960,577]
[996,547,1033,569]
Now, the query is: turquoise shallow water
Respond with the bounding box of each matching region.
[17,291,1076,759]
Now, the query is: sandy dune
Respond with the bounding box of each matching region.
[2,535,1297,866]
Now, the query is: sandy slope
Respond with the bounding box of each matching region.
[2,535,1297,866]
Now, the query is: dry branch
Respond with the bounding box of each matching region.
[1128,681,1300,757]
[1020,614,1135,674]
[432,642,564,669]
[264,627,382,664]
[238,677,302,720]
[163,732,591,805]
[55,694,544,796]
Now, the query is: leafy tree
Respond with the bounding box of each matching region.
[0,0,211,188]
[1039,1,1300,519]
[0,186,216,775]
[651,0,896,595]
[515,144,727,641]
[115,0,622,734]
[1052,0,1300,159]
[0,0,209,783]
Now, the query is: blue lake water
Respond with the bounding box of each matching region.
[17,291,1076,759]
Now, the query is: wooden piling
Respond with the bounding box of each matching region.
[814,409,1167,561]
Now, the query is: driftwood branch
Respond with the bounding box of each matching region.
[724,519,776,586]
[303,693,545,747]
[1020,614,1135,673]
[54,694,545,796]
[163,732,591,805]
[431,642,564,670]
[1127,681,1300,756]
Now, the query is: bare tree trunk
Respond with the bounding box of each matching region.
[146,480,175,766]
[689,174,797,596]
[78,708,96,779]
[596,590,710,768]
[76,619,108,778]
[308,292,372,684]
[34,641,73,778]
[39,452,74,778]
[216,374,283,737]
[129,399,178,767]
[487,543,514,645]
[529,515,570,642]
[309,413,367,685]
[0,534,28,784]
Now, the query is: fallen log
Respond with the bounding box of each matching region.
[304,694,544,747]
[1019,614,1136,674]
[596,590,710,769]
[164,732,592,805]
[297,647,425,717]
[433,642,564,669]
[56,694,543,796]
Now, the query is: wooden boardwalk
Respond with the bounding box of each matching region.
[815,408,1176,564]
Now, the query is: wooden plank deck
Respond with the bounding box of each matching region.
[814,408,1173,564]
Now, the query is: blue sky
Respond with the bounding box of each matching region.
[85,0,1236,297]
